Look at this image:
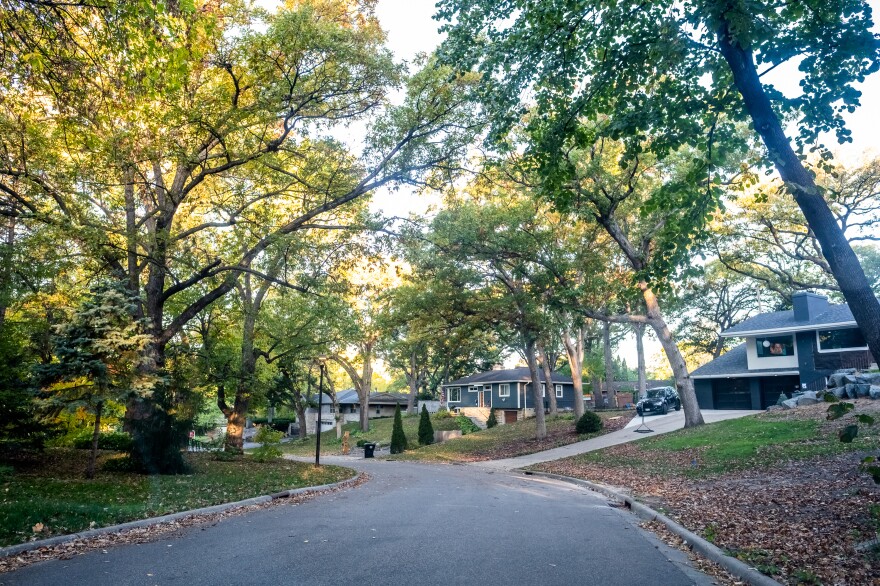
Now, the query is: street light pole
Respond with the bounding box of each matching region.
[315,361,325,467]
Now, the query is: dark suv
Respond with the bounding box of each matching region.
[636,387,681,416]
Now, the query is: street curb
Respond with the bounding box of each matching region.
[0,472,359,559]
[521,471,782,586]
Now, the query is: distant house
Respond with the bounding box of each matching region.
[692,291,877,410]
[334,390,410,423]
[440,367,578,424]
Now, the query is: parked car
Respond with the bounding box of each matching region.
[636,387,681,416]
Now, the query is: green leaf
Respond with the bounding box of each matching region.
[822,392,839,403]
[861,465,880,485]
[839,424,858,443]
[826,402,854,420]
[857,414,875,426]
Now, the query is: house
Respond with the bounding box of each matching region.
[334,390,410,423]
[691,291,877,410]
[440,367,579,424]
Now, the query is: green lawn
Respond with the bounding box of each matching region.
[542,410,879,478]
[280,413,461,457]
[0,449,353,547]
[391,411,630,463]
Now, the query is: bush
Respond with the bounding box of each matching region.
[486,410,498,429]
[73,431,133,452]
[356,438,368,447]
[100,455,141,473]
[251,427,284,462]
[456,415,480,435]
[390,404,407,454]
[418,404,434,445]
[576,411,603,434]
[434,408,453,419]
[249,418,294,433]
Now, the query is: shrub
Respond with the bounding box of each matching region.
[390,404,407,454]
[576,411,603,434]
[486,410,498,429]
[456,415,480,435]
[356,438,368,447]
[251,427,284,462]
[100,455,141,473]
[418,404,434,445]
[73,431,133,452]
[434,408,453,419]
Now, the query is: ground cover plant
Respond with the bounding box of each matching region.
[532,402,880,585]
[391,410,632,463]
[0,449,353,547]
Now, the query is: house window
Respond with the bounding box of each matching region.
[817,328,867,352]
[756,335,794,358]
[484,384,492,392]
[468,385,480,393]
[555,385,563,398]
[376,406,381,414]
[499,384,510,397]
[329,406,335,413]
[448,387,461,403]
[541,383,546,397]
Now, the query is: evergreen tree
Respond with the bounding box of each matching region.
[418,404,434,445]
[486,409,498,429]
[390,403,407,454]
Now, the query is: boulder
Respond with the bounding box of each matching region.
[766,405,783,412]
[843,374,860,385]
[844,384,860,399]
[828,373,847,388]
[782,398,799,410]
[800,390,819,401]
[854,384,872,398]
[870,386,880,400]
[856,373,880,385]
[835,368,858,375]
[796,396,819,407]
[829,386,847,399]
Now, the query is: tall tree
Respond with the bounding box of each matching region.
[437,0,880,386]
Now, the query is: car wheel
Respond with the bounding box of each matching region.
[662,403,668,415]
[636,408,642,417]
[675,401,681,411]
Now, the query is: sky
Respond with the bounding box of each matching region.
[362,0,880,374]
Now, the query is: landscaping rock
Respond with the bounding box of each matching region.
[870,386,880,400]
[835,368,858,375]
[828,373,847,388]
[434,430,462,443]
[797,397,819,407]
[843,384,859,399]
[766,405,783,411]
[800,391,819,401]
[843,374,860,386]
[829,386,847,399]
[854,384,872,398]
[856,373,880,385]
[782,398,799,409]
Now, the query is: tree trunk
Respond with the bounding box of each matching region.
[406,351,418,415]
[536,340,558,415]
[524,337,547,439]
[87,401,103,480]
[561,324,585,419]
[358,344,374,432]
[641,284,704,427]
[717,18,880,365]
[602,321,616,408]
[634,322,647,398]
[0,216,14,332]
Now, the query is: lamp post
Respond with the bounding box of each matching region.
[315,360,325,467]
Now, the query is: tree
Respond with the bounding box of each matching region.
[390,403,407,454]
[418,403,434,444]
[436,0,880,373]
[36,282,152,478]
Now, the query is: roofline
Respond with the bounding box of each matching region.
[441,379,573,387]
[720,320,856,338]
[692,371,800,379]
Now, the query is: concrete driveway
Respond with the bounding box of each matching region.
[472,409,759,470]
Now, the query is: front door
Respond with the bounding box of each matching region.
[479,385,491,408]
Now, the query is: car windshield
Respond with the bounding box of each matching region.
[645,389,664,398]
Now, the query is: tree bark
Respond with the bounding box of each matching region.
[87,400,103,480]
[717,18,880,365]
[536,339,558,414]
[634,322,647,398]
[524,337,547,439]
[561,324,586,418]
[602,320,616,408]
[0,216,13,332]
[641,284,704,427]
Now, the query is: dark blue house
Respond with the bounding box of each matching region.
[692,292,876,410]
[441,367,578,424]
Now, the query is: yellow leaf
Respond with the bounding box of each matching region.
[32,522,44,533]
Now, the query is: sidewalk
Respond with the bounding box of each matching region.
[470,409,757,470]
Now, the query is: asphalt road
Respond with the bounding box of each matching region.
[2,460,714,586]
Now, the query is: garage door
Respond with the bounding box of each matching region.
[760,376,801,409]
[504,410,518,424]
[712,379,752,410]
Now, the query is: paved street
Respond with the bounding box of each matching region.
[1,459,714,586]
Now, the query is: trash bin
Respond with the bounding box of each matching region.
[363,442,376,458]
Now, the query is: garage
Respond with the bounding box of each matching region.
[504,410,518,424]
[712,378,752,410]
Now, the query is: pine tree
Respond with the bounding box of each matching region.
[390,403,407,454]
[418,404,434,445]
[486,409,498,429]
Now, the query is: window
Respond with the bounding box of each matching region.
[329,406,335,413]
[448,387,461,403]
[541,383,546,397]
[468,385,480,393]
[555,385,563,398]
[484,385,492,392]
[499,384,510,397]
[817,328,867,352]
[756,335,795,358]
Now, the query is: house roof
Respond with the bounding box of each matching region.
[335,390,409,405]
[721,302,857,337]
[690,343,800,379]
[443,367,574,387]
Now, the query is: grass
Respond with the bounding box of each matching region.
[390,411,629,463]
[548,410,878,478]
[280,413,461,457]
[0,448,353,547]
